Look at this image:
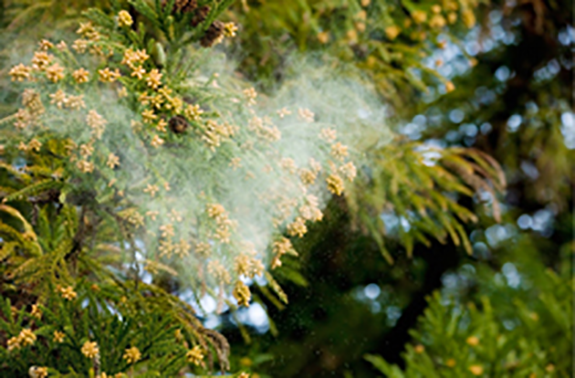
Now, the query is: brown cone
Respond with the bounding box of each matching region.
[200,20,224,47]
[169,115,189,134]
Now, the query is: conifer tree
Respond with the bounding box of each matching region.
[0,0,571,377]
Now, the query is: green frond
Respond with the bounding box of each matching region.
[3,179,62,203]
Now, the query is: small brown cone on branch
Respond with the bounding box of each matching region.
[200,21,224,47]
[169,115,189,134]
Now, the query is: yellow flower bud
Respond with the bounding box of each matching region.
[118,10,133,27]
[469,365,483,375]
[412,10,427,24]
[385,25,401,40]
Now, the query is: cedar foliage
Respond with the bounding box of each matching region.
[0,0,571,377]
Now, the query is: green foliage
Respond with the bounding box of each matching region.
[0,280,212,376]
[232,0,485,107]
[365,249,573,377]
[1,0,111,32]
[0,0,571,377]
[348,142,505,262]
[0,0,244,375]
